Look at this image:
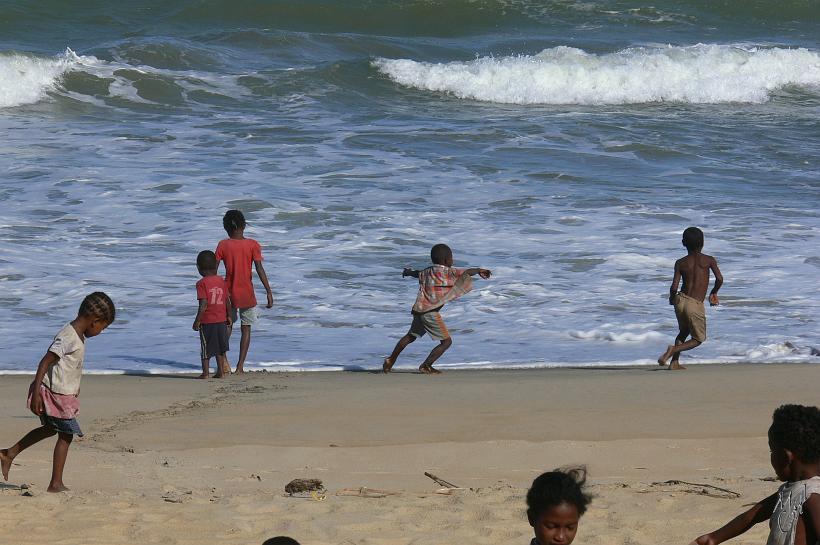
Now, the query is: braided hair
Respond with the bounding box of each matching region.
[223,209,246,234]
[78,292,116,324]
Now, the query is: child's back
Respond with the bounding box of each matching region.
[677,252,718,302]
[215,237,262,309]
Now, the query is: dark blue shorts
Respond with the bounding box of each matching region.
[199,322,229,359]
[40,414,83,437]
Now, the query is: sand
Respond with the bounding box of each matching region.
[0,364,818,545]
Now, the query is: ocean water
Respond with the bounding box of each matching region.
[0,0,819,373]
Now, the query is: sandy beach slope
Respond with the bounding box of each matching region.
[0,364,818,545]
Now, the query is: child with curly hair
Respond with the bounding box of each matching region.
[693,404,820,545]
[0,292,115,492]
[527,466,593,545]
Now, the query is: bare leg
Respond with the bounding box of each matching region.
[1,425,57,480]
[236,325,251,374]
[215,354,230,378]
[383,334,416,372]
[669,333,687,369]
[198,358,210,379]
[420,338,452,374]
[47,432,73,492]
[659,339,701,370]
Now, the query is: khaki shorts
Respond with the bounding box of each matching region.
[229,306,258,326]
[409,311,450,341]
[674,293,706,342]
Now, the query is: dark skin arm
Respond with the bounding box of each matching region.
[463,267,492,279]
[804,493,820,545]
[694,493,777,545]
[708,256,723,306]
[192,298,208,331]
[402,268,420,278]
[669,259,682,305]
[225,295,233,327]
[29,351,59,416]
[253,260,274,308]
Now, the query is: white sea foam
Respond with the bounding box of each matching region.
[374,44,820,104]
[0,48,85,108]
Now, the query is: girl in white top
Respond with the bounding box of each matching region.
[0,292,115,493]
[694,404,820,545]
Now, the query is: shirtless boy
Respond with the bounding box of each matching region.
[657,227,723,370]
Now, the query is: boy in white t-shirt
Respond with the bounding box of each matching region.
[0,292,115,492]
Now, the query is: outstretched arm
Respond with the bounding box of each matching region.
[463,268,491,279]
[709,257,723,306]
[694,493,777,545]
[254,260,274,308]
[669,260,681,305]
[402,268,420,278]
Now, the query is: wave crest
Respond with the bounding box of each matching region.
[374,44,820,105]
[0,48,86,108]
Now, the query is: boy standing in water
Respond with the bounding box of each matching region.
[215,210,273,374]
[658,226,723,370]
[383,243,490,374]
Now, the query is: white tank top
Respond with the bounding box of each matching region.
[767,476,820,545]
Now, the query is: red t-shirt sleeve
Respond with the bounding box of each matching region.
[196,279,207,300]
[252,240,262,262]
[214,241,224,261]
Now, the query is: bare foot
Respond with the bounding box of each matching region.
[658,345,674,365]
[214,372,225,379]
[419,365,442,375]
[669,361,687,370]
[234,367,245,375]
[382,357,394,373]
[197,373,209,379]
[1,449,12,481]
[47,483,69,493]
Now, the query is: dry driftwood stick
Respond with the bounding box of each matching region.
[424,472,458,489]
[654,480,741,498]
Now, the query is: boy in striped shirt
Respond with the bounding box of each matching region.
[383,244,490,374]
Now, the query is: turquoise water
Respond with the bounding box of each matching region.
[0,1,819,372]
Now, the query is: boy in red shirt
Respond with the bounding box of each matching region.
[193,250,233,379]
[215,210,273,373]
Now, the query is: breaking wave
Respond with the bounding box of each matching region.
[374,44,820,105]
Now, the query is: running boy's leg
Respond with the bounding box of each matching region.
[48,431,73,492]
[383,334,416,372]
[1,425,57,480]
[420,338,452,374]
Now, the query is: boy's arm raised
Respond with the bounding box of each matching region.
[463,268,491,279]
[693,492,777,545]
[254,260,274,308]
[669,260,681,305]
[402,268,420,278]
[709,257,723,306]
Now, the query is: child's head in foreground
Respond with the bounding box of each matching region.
[527,466,592,545]
[768,404,820,482]
[196,250,217,276]
[262,537,300,545]
[431,243,453,266]
[223,209,246,235]
[682,226,704,252]
[77,291,116,337]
